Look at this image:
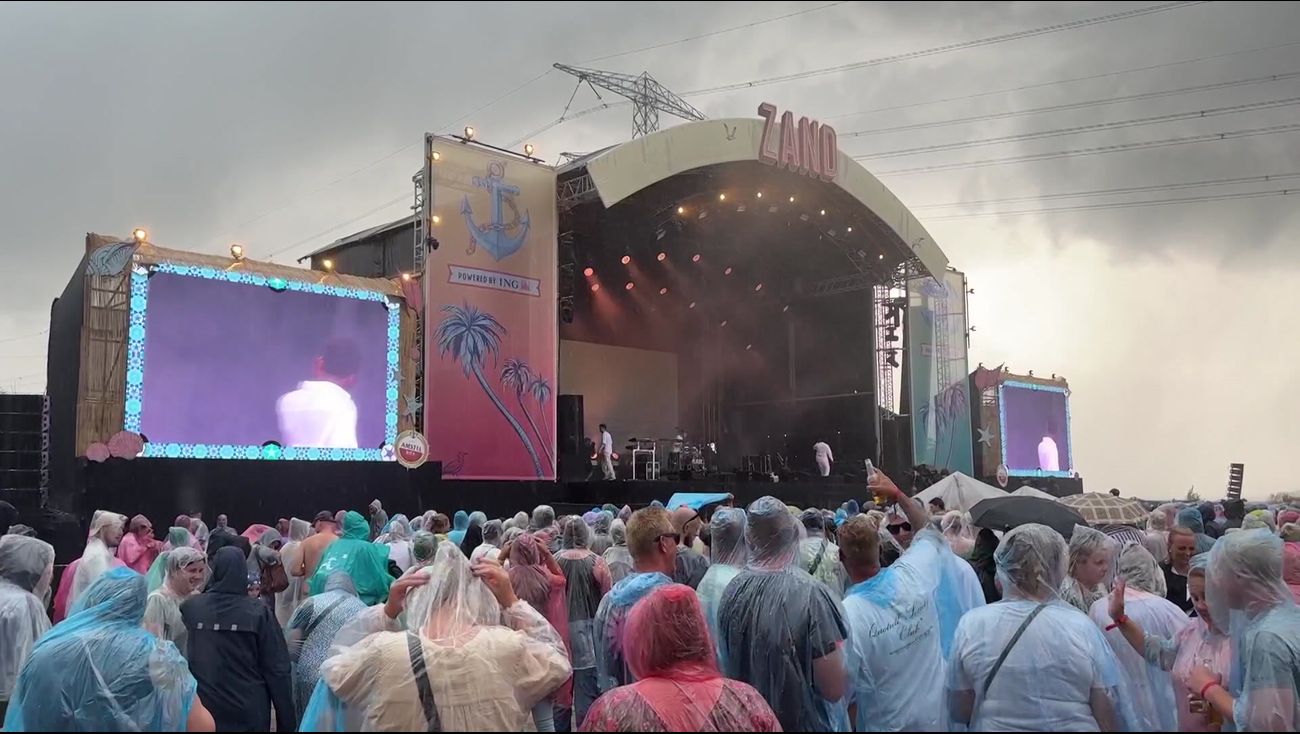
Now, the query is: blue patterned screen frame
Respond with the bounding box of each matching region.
[997,379,1073,479]
[124,262,400,461]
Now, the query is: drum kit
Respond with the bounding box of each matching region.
[623,435,710,479]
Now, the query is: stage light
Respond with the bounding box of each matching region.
[846,226,853,233]
[718,193,726,201]
[621,255,631,265]
[583,267,595,277]
[524,143,535,156]
[720,320,728,327]
[657,252,666,262]
[591,283,600,292]
[659,287,668,295]
[756,192,763,199]
[401,272,412,281]
[746,344,753,350]
[782,305,790,313]
[464,125,475,140]
[879,253,885,260]
[322,259,334,271]
[754,283,763,292]
[677,206,685,215]
[688,302,696,309]
[432,214,442,225]
[691,254,701,263]
[625,281,635,290]
[724,266,733,276]
[229,243,244,260]
[132,228,148,243]
[820,209,826,216]
[431,150,441,161]
[789,196,795,203]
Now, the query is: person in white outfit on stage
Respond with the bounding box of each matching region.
[813,441,833,477]
[599,424,616,481]
[276,338,362,449]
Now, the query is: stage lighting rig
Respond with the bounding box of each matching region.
[132,228,148,243]
[229,243,245,260]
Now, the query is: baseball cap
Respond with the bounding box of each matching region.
[313,511,337,524]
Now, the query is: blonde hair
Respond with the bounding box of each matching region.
[837,515,880,567]
[627,507,673,560]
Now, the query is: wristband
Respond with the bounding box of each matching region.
[1105,614,1127,631]
[1199,681,1219,701]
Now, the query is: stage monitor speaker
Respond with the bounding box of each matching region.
[557,394,585,457]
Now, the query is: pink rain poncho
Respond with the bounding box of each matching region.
[579,584,780,732]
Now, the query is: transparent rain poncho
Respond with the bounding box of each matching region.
[842,519,984,732]
[671,507,711,590]
[410,531,438,569]
[308,510,394,605]
[947,524,1138,732]
[54,510,126,622]
[558,517,611,672]
[285,572,368,720]
[4,566,197,731]
[276,517,313,626]
[300,543,572,731]
[0,535,53,704]
[379,514,414,572]
[142,546,205,656]
[797,509,845,596]
[472,520,504,563]
[603,519,634,584]
[579,584,781,732]
[942,510,976,558]
[589,512,614,556]
[145,526,196,592]
[696,507,747,664]
[1206,529,1300,731]
[1177,507,1216,554]
[1089,544,1190,731]
[1061,524,1117,613]
[716,496,848,732]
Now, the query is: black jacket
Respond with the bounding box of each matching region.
[181,546,295,732]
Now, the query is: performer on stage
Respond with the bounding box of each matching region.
[813,440,834,477]
[599,424,616,481]
[275,338,361,449]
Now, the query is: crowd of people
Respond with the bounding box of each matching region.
[0,478,1297,732]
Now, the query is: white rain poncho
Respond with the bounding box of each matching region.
[942,510,976,558]
[696,507,746,665]
[1206,529,1300,732]
[1089,544,1190,731]
[4,566,198,731]
[0,535,54,705]
[276,517,312,626]
[55,510,126,621]
[717,496,848,732]
[300,543,572,731]
[602,519,633,584]
[142,546,205,657]
[471,519,503,563]
[1061,524,1117,613]
[844,526,983,731]
[947,523,1138,732]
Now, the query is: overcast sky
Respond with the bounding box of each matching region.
[2,1,1296,499]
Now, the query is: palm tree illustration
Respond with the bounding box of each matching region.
[528,375,554,463]
[501,358,554,473]
[434,303,544,477]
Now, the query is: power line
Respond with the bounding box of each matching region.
[855,95,1300,159]
[821,38,1300,122]
[840,70,1300,139]
[680,1,1210,97]
[911,172,1300,209]
[921,187,1296,220]
[0,330,48,345]
[579,2,849,63]
[261,193,409,262]
[868,121,1300,175]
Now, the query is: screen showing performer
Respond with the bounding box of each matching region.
[135,271,390,451]
[1000,384,1071,473]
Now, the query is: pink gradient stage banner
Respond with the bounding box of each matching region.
[424,138,557,480]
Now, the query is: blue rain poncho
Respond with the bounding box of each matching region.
[843,526,983,731]
[447,510,470,546]
[594,570,672,692]
[3,566,197,731]
[308,510,394,605]
[1206,529,1300,731]
[947,523,1139,732]
[696,507,747,665]
[1177,506,1216,554]
[0,535,53,706]
[717,496,848,732]
[1088,543,1190,731]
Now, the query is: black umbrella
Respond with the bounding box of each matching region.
[969,496,1087,540]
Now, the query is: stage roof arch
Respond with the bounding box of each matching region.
[559,116,949,279]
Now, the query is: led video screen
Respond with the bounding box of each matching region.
[124,265,399,460]
[1000,382,1072,475]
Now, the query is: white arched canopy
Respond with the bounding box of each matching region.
[574,117,950,278]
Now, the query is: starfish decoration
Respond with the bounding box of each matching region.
[402,391,423,419]
[977,427,995,447]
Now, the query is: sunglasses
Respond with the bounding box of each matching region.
[656,532,682,545]
[887,522,912,534]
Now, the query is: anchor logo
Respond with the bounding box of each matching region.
[461,160,531,261]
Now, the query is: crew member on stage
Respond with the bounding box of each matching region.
[813,440,834,477]
[599,423,616,481]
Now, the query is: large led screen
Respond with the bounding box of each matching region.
[999,381,1072,475]
[124,264,400,460]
